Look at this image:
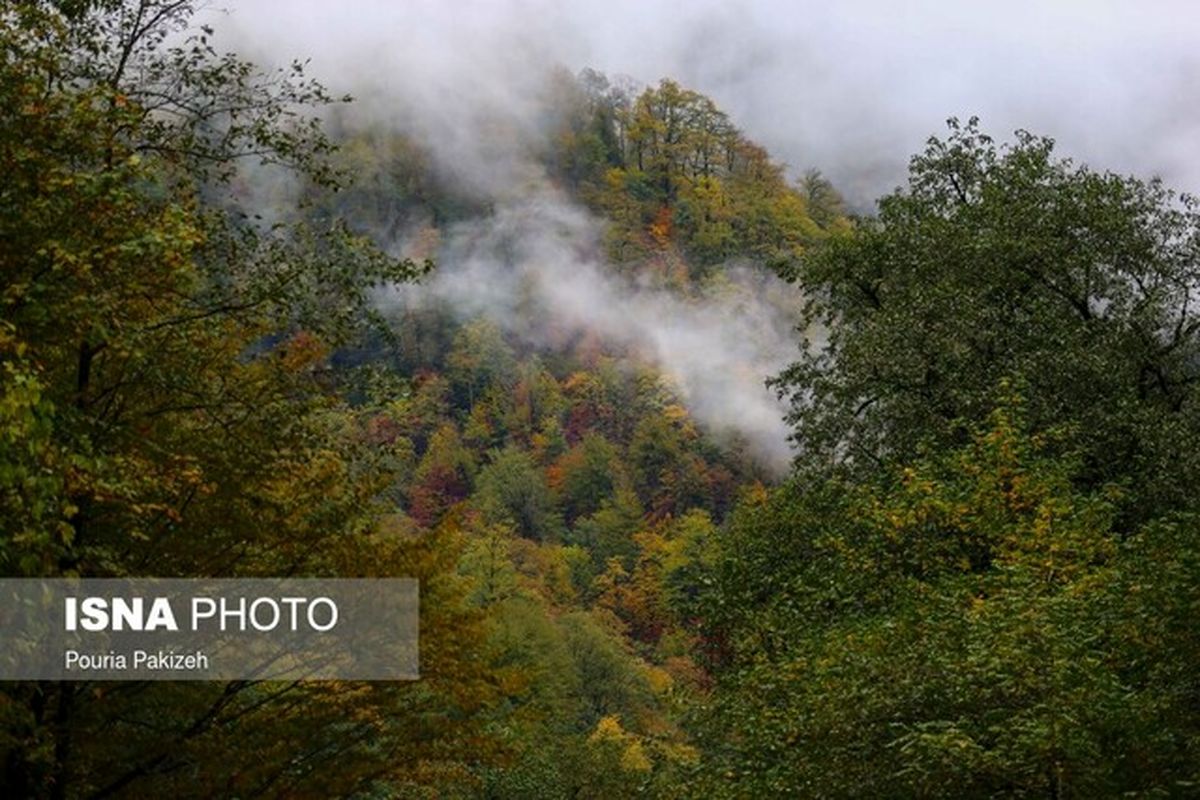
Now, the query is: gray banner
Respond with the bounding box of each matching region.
[0,578,418,680]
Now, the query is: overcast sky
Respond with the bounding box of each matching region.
[207,0,1200,205]
[195,1,1199,468]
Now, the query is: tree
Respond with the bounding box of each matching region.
[551,72,836,270]
[0,3,503,797]
[775,118,1200,525]
[572,487,645,573]
[548,433,622,524]
[409,422,475,527]
[504,358,567,449]
[594,509,718,647]
[799,168,848,230]
[692,392,1200,797]
[692,121,1200,797]
[475,446,562,542]
[447,319,517,409]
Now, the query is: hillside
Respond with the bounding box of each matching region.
[297,69,852,796]
[2,4,1198,799]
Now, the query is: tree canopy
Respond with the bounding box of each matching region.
[775,119,1200,523]
[2,4,1196,795]
[689,120,1200,798]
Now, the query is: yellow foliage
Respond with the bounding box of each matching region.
[641,663,675,695]
[589,715,653,773]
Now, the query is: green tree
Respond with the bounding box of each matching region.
[549,432,622,524]
[775,118,1200,525]
[572,487,645,573]
[692,394,1200,797]
[475,446,562,542]
[447,319,517,408]
[799,167,848,229]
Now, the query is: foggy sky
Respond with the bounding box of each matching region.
[198,1,1199,470]
[210,0,1200,206]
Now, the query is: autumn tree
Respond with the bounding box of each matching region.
[0,3,500,797]
[692,393,1200,797]
[409,422,476,527]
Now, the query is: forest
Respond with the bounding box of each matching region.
[1,2,1197,798]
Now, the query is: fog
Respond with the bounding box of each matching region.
[378,189,804,472]
[211,0,1200,205]
[200,1,1198,470]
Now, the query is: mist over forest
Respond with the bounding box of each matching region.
[212,0,1200,205]
[2,2,1198,798]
